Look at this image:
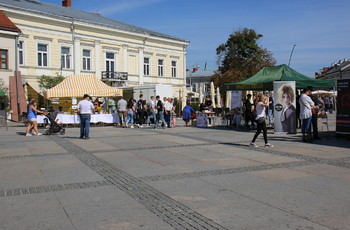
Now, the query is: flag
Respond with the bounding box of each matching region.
[204,62,208,71]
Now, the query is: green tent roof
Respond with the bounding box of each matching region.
[225,64,335,91]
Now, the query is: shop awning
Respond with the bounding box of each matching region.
[26,81,43,96]
[45,74,122,98]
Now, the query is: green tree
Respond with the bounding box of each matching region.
[38,74,65,93]
[212,28,276,90]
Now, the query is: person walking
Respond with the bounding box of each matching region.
[244,94,256,129]
[250,94,273,147]
[117,97,127,127]
[77,94,94,139]
[182,101,195,127]
[25,100,46,136]
[125,99,135,128]
[136,94,146,128]
[154,95,166,129]
[146,96,155,127]
[308,87,322,140]
[299,88,317,142]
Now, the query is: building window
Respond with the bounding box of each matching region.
[105,52,115,74]
[171,61,177,78]
[61,47,71,69]
[192,83,197,92]
[82,49,91,70]
[18,41,24,65]
[158,59,164,77]
[37,44,48,67]
[0,50,8,69]
[144,57,150,76]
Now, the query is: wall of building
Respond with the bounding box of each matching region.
[3,8,188,95]
[0,33,17,88]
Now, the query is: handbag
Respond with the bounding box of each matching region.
[256,117,265,124]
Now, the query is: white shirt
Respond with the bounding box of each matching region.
[255,102,266,119]
[164,101,172,111]
[78,100,94,114]
[299,94,314,119]
[117,98,127,111]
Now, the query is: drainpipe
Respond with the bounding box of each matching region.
[14,32,20,120]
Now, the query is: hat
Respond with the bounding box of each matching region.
[83,94,90,98]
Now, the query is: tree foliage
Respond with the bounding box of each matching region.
[38,74,65,93]
[212,28,276,90]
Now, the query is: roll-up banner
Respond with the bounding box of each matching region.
[230,90,242,110]
[273,81,296,134]
[336,79,350,135]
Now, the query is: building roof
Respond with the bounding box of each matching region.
[0,0,188,43]
[316,59,350,78]
[186,70,216,78]
[0,10,21,32]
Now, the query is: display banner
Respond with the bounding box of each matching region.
[196,112,208,127]
[273,81,296,134]
[230,90,243,110]
[336,79,350,135]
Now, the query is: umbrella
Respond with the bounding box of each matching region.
[225,91,231,109]
[210,82,216,108]
[199,86,203,104]
[216,87,221,108]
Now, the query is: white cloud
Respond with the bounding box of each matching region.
[98,0,167,15]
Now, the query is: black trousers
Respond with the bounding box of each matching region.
[311,114,319,138]
[164,111,171,127]
[252,120,268,144]
[137,111,145,125]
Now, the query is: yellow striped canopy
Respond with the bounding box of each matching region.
[45,74,122,98]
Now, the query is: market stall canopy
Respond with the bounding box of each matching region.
[45,74,122,99]
[225,64,335,91]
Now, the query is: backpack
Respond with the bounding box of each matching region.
[137,99,144,113]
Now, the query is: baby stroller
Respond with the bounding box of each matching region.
[44,111,65,135]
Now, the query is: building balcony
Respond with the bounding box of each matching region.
[101,71,128,81]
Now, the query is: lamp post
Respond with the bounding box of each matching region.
[288,44,296,67]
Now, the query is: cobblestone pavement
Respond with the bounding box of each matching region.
[0,119,349,230]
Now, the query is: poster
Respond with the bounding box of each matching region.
[230,90,242,110]
[336,79,350,135]
[273,81,296,134]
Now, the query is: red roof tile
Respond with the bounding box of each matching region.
[0,11,21,33]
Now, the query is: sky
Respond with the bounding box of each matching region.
[43,0,350,77]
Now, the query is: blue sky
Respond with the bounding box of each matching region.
[45,0,349,77]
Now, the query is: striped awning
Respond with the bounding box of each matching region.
[45,74,122,98]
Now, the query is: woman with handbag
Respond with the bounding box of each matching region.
[250,94,273,147]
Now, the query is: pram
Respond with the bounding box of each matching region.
[44,111,65,135]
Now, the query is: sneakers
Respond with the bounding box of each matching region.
[139,125,144,128]
[130,126,134,128]
[36,133,43,136]
[26,133,32,137]
[265,143,274,147]
[250,142,258,147]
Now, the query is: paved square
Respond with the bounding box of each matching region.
[0,121,349,230]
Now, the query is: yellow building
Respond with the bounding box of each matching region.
[0,0,189,98]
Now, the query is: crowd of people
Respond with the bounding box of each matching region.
[116,94,178,129]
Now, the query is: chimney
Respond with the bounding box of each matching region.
[62,0,72,7]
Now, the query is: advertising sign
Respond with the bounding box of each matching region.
[336,79,350,135]
[230,90,243,110]
[196,112,208,127]
[273,81,296,134]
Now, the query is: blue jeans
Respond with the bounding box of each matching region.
[155,111,166,128]
[268,109,274,125]
[125,110,134,125]
[80,114,91,138]
[146,112,155,125]
[301,117,312,135]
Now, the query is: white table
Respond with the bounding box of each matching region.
[37,114,119,124]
